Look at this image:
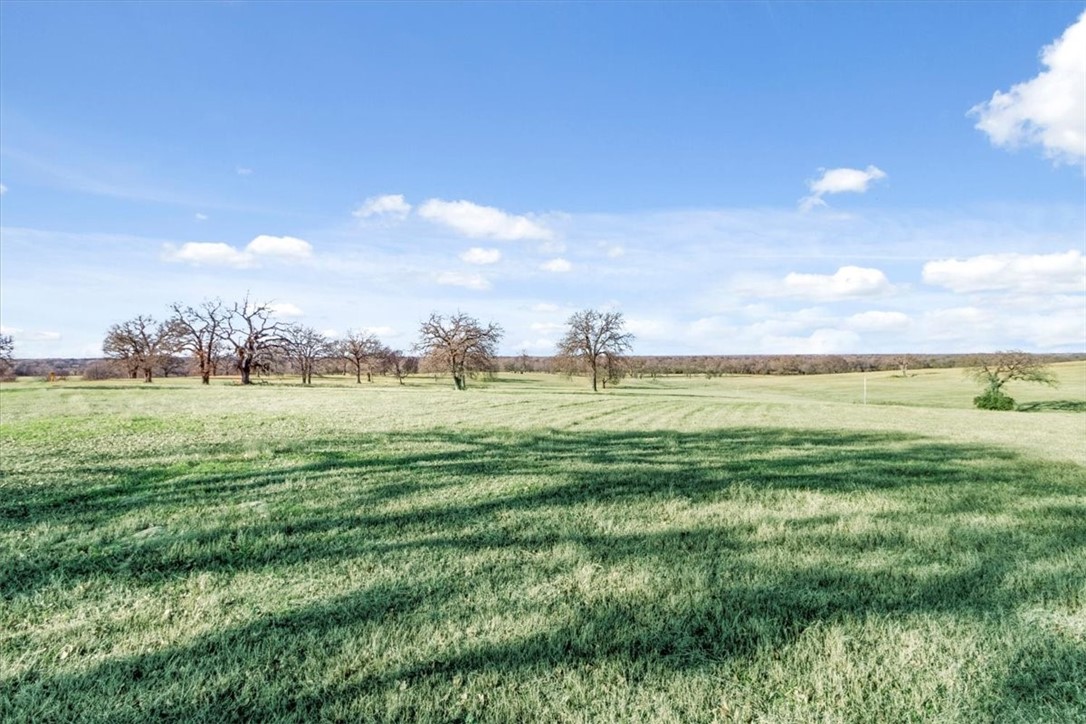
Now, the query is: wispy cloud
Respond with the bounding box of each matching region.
[970,11,1086,166]
[540,258,572,273]
[460,247,502,265]
[435,270,491,290]
[353,193,412,220]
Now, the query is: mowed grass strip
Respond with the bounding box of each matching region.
[1,370,1084,722]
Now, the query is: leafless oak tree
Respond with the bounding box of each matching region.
[556,309,635,392]
[283,324,334,385]
[102,315,176,383]
[341,329,386,383]
[169,299,228,384]
[415,312,502,390]
[0,334,14,380]
[226,297,286,385]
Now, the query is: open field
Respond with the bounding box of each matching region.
[2,363,1084,722]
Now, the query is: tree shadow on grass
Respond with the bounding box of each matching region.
[3,427,1085,721]
[1016,400,1086,413]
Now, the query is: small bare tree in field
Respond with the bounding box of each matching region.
[283,324,334,385]
[103,315,176,382]
[0,334,14,380]
[969,350,1057,410]
[385,348,414,385]
[341,330,386,383]
[415,312,502,390]
[226,297,286,385]
[556,309,635,392]
[169,299,228,384]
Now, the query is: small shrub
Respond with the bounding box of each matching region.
[974,389,1016,411]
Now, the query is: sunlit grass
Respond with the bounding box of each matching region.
[1,366,1084,722]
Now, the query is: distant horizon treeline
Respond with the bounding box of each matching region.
[9,351,1086,381]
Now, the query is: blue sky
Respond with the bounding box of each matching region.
[1,1,1083,357]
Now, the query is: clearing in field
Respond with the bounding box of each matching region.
[1,364,1084,722]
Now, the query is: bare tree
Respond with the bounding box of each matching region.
[226,297,286,385]
[169,299,228,384]
[385,348,414,385]
[969,350,1057,410]
[556,309,635,392]
[341,329,386,383]
[0,334,14,380]
[282,324,334,385]
[102,315,176,382]
[415,312,503,390]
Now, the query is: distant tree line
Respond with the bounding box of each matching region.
[3,304,1081,405]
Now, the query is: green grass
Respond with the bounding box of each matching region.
[1,365,1084,722]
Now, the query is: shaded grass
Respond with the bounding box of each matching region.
[1,374,1085,722]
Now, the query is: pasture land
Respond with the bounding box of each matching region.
[2,363,1084,722]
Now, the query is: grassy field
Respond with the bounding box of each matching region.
[2,364,1084,722]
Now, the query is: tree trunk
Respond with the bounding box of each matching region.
[201,372,211,385]
[240,360,252,385]
[143,367,153,383]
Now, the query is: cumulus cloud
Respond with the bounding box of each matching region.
[245,234,313,260]
[162,234,313,267]
[781,266,893,300]
[194,213,209,221]
[269,302,304,318]
[235,166,253,176]
[460,247,502,265]
[162,242,254,268]
[354,194,412,220]
[0,184,7,195]
[846,310,911,332]
[436,271,491,290]
[970,11,1086,166]
[922,250,1085,293]
[419,199,553,240]
[800,165,887,211]
[540,258,572,273]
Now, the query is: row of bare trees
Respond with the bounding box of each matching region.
[100,303,636,391]
[102,297,417,386]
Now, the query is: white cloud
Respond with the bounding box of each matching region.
[970,11,1086,166]
[922,250,1085,293]
[244,234,313,260]
[0,326,61,342]
[541,258,572,273]
[460,247,502,265]
[846,310,911,332]
[321,328,339,338]
[781,266,893,300]
[353,194,412,220]
[436,271,491,290]
[418,199,553,240]
[0,184,7,195]
[800,165,887,210]
[162,242,254,268]
[362,326,397,338]
[531,303,561,313]
[763,328,862,354]
[235,167,253,176]
[194,213,209,221]
[530,322,566,334]
[163,235,313,267]
[269,302,304,318]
